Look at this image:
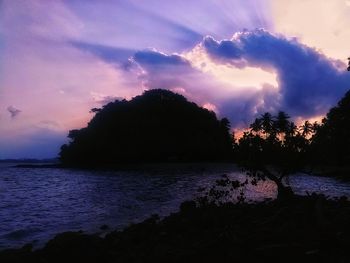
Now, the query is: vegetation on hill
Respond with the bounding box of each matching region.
[311,90,350,166]
[59,89,233,167]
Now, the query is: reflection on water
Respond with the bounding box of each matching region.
[1,163,350,249]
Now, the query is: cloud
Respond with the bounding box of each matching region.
[70,30,350,129]
[128,30,350,127]
[132,50,197,90]
[7,106,21,118]
[131,49,220,101]
[202,29,350,118]
[133,50,190,67]
[130,48,280,127]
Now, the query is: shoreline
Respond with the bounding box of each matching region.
[1,194,350,262]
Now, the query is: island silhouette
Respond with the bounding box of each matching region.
[59,89,233,167]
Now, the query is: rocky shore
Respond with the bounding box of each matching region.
[1,194,350,263]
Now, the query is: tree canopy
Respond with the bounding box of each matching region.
[59,89,233,167]
[234,111,316,198]
[311,90,350,165]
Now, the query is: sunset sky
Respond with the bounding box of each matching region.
[1,0,350,158]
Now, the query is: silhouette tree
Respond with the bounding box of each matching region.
[59,89,233,167]
[348,57,350,71]
[286,121,298,137]
[300,121,313,137]
[274,111,290,135]
[261,112,274,135]
[235,112,314,199]
[311,90,350,165]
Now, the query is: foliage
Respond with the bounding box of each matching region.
[196,174,249,205]
[311,90,350,165]
[234,111,317,198]
[59,89,233,167]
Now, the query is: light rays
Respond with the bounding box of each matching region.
[184,45,278,92]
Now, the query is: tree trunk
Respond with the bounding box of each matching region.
[275,180,294,200]
[262,168,294,200]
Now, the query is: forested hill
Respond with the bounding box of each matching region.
[59,89,233,167]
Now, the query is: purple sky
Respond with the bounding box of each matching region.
[1,0,350,158]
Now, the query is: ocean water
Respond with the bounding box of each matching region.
[1,163,350,249]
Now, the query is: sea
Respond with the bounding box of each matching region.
[1,162,350,249]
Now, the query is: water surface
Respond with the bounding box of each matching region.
[1,163,350,249]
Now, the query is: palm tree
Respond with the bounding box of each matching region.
[312,122,320,133]
[300,120,313,137]
[250,118,262,133]
[286,122,298,137]
[274,111,290,134]
[260,112,274,135]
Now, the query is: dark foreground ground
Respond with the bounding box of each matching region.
[1,194,350,263]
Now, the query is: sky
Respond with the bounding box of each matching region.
[1,0,350,159]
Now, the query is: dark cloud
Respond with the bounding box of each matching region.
[132,50,199,91]
[203,37,242,60]
[7,106,21,118]
[203,29,350,118]
[217,84,280,128]
[133,50,190,67]
[71,42,194,75]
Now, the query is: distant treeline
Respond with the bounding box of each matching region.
[59,88,350,170]
[310,90,350,165]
